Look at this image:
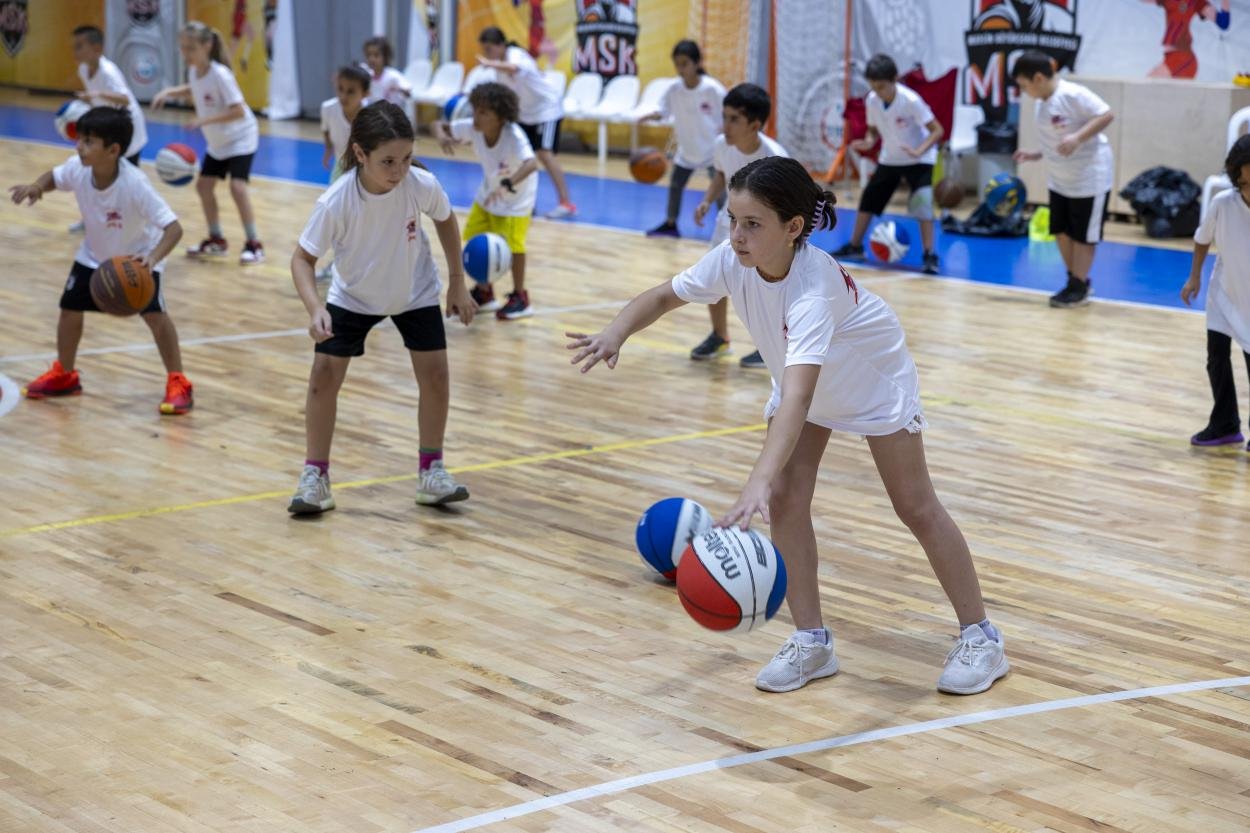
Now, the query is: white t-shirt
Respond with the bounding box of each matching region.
[366,66,412,108]
[299,166,452,316]
[710,133,789,245]
[502,46,562,125]
[449,118,537,217]
[78,56,147,158]
[659,75,725,169]
[1195,189,1250,353]
[1033,78,1114,198]
[320,98,354,163]
[53,154,177,272]
[188,61,259,160]
[672,243,922,435]
[866,84,937,167]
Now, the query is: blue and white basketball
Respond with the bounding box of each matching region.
[443,93,472,123]
[984,173,1026,217]
[635,497,712,580]
[462,232,511,284]
[54,100,91,142]
[868,220,911,263]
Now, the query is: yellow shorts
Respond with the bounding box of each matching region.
[463,203,530,254]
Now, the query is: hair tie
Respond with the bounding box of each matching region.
[810,198,826,232]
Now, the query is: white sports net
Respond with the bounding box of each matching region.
[687,0,753,85]
[772,0,850,170]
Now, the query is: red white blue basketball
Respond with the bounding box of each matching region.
[984,172,1026,217]
[462,232,511,284]
[868,220,911,263]
[443,93,472,123]
[676,527,788,633]
[635,497,712,580]
[155,143,198,186]
[54,100,91,142]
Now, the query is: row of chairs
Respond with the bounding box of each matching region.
[404,58,676,168]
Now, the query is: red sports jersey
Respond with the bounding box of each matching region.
[1157,0,1212,52]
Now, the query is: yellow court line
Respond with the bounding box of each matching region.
[0,423,766,539]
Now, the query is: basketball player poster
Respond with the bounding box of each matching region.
[572,0,639,78]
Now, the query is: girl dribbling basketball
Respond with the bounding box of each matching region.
[568,156,1009,696]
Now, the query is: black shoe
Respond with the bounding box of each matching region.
[646,221,680,238]
[1049,276,1092,308]
[922,251,939,275]
[739,349,766,369]
[831,242,865,259]
[690,331,731,361]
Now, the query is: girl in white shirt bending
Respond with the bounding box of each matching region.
[288,102,477,516]
[152,21,264,265]
[362,36,413,110]
[568,156,1008,697]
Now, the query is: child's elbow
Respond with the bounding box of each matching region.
[165,220,183,244]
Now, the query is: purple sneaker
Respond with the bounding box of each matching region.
[1190,427,1245,446]
[646,222,680,238]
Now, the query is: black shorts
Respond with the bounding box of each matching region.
[201,152,255,181]
[315,303,446,357]
[859,163,934,216]
[520,119,562,153]
[1049,190,1109,245]
[60,260,164,314]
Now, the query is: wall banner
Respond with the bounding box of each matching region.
[572,0,638,78]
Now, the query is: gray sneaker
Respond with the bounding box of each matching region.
[755,631,840,692]
[415,460,469,505]
[288,464,335,515]
[937,624,1009,694]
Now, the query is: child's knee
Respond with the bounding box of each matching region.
[195,176,216,196]
[229,178,249,197]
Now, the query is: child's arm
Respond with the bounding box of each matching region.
[189,102,249,131]
[136,220,183,270]
[151,84,192,109]
[433,121,458,155]
[1013,148,1044,162]
[475,56,520,76]
[8,170,56,205]
[567,280,687,372]
[322,131,334,169]
[1181,242,1211,306]
[432,213,476,325]
[850,125,879,152]
[694,170,726,226]
[78,90,130,106]
[292,245,334,342]
[1058,111,1114,157]
[719,363,821,530]
[483,158,539,206]
[905,118,944,158]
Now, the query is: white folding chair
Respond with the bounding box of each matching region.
[1201,106,1250,221]
[584,75,640,169]
[404,58,432,96]
[626,76,675,151]
[413,61,465,107]
[544,69,567,100]
[562,72,603,121]
[461,64,496,95]
[947,104,985,183]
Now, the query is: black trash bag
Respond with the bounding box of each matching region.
[976,121,1017,154]
[1119,166,1201,237]
[941,201,1029,237]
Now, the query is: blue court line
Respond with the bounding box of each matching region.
[0,103,1211,311]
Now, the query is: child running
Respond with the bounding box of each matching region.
[434,82,539,320]
[152,21,264,265]
[10,107,193,415]
[568,156,1008,696]
[288,101,476,515]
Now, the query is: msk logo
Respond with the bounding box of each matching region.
[704,529,740,581]
[406,218,417,241]
[104,209,123,229]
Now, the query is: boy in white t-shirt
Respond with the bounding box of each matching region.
[288,102,477,515]
[568,156,1008,697]
[362,36,412,110]
[434,83,540,320]
[641,39,726,238]
[1182,135,1250,449]
[690,83,788,368]
[1012,51,1116,308]
[832,54,944,275]
[321,65,370,181]
[153,21,264,265]
[9,107,194,415]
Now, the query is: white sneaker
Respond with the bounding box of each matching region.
[415,460,469,505]
[288,465,335,514]
[68,220,85,233]
[755,631,840,692]
[240,239,265,265]
[937,625,1009,695]
[544,202,576,220]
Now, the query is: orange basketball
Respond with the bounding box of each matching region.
[934,177,965,209]
[90,256,154,316]
[629,147,668,184]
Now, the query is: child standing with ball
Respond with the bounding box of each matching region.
[288,102,476,515]
[433,82,539,319]
[9,107,193,415]
[568,156,1008,696]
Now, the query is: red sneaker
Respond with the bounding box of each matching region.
[160,372,194,415]
[22,360,81,399]
[187,236,228,258]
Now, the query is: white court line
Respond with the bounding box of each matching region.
[0,372,20,417]
[413,674,1250,833]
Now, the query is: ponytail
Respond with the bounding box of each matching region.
[340,100,415,173]
[477,26,519,49]
[183,20,231,67]
[728,157,838,245]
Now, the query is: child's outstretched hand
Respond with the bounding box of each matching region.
[1181,275,1202,306]
[566,330,622,373]
[717,476,772,531]
[693,200,711,226]
[151,89,171,109]
[9,183,42,205]
[446,280,477,325]
[309,307,334,342]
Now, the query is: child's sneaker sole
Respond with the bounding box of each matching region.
[937,656,1010,695]
[288,497,335,515]
[755,656,840,693]
[22,386,82,399]
[415,486,469,506]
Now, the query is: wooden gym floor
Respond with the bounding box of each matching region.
[0,135,1248,833]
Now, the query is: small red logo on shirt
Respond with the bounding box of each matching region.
[1051,114,1067,127]
[838,262,860,304]
[406,218,417,241]
[104,209,123,229]
[699,101,714,113]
